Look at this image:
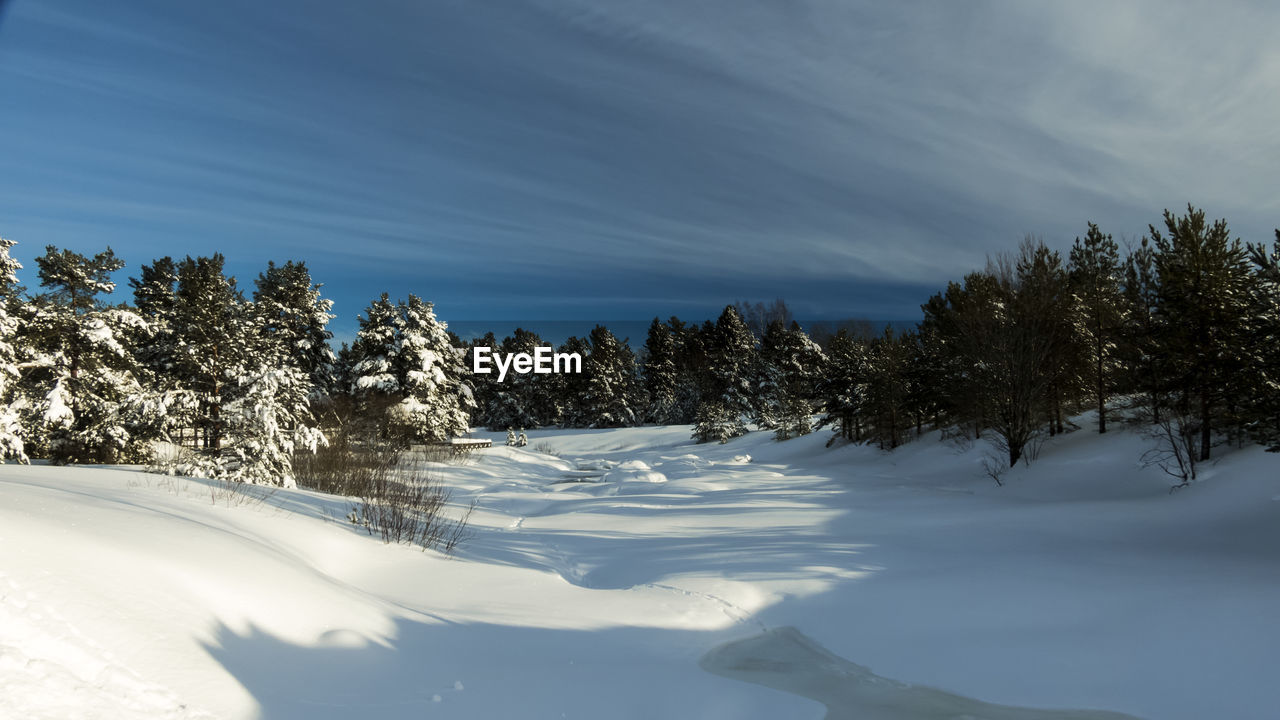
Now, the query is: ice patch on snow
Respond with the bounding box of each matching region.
[701,627,1143,720]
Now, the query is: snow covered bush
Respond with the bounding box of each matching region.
[693,400,746,444]
[770,391,814,441]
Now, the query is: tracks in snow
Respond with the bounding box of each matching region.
[0,572,213,720]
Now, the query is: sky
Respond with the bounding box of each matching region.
[2,0,1279,340]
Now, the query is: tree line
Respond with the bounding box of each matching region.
[2,204,1278,486]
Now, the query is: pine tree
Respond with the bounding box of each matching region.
[217,356,323,486]
[141,255,320,485]
[755,320,790,430]
[1245,232,1280,449]
[348,294,473,444]
[171,254,246,454]
[18,246,153,463]
[1016,238,1081,438]
[346,293,401,441]
[816,330,869,444]
[252,260,335,392]
[386,295,473,443]
[0,237,27,462]
[1069,223,1124,433]
[579,325,639,428]
[756,320,823,438]
[694,305,755,442]
[930,275,1004,443]
[642,317,679,424]
[466,332,500,427]
[931,244,1069,469]
[350,294,400,394]
[863,326,914,449]
[917,292,970,436]
[692,400,743,444]
[901,329,933,438]
[131,257,179,318]
[669,317,710,423]
[183,261,336,485]
[1120,237,1162,422]
[130,257,180,386]
[555,335,592,427]
[484,329,549,430]
[1149,206,1255,461]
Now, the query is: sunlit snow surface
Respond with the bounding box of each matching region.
[2,417,1278,719]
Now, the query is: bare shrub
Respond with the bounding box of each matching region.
[981,425,1045,486]
[1143,411,1201,491]
[207,478,277,508]
[292,430,389,497]
[345,452,472,555]
[1025,427,1048,463]
[410,444,456,465]
[532,441,561,457]
[981,451,1008,487]
[294,426,472,554]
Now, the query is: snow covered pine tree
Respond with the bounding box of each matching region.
[350,294,473,445]
[16,246,153,463]
[0,237,27,462]
[693,306,755,443]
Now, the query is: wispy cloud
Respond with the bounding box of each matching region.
[2,0,1278,332]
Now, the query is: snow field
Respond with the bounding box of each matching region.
[1,418,1278,719]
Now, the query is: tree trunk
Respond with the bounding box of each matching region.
[210,345,221,454]
[1056,393,1064,435]
[1200,384,1211,461]
[1096,339,1106,434]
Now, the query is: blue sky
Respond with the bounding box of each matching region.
[2,0,1279,339]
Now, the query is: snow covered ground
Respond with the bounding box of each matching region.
[2,418,1278,719]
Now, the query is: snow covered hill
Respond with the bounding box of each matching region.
[2,420,1277,719]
